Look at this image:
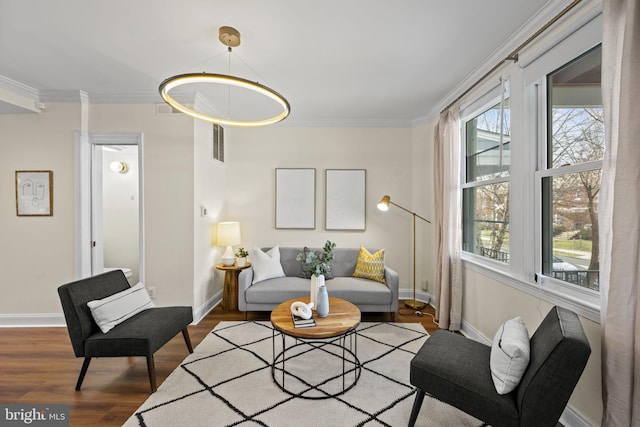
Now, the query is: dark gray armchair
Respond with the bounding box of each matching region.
[57,270,193,392]
[408,306,591,427]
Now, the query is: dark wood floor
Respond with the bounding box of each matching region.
[0,301,440,427]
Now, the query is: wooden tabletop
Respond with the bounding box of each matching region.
[271,296,361,339]
[215,262,251,271]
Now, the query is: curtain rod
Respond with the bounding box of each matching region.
[440,0,582,115]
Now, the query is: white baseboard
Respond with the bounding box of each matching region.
[192,291,222,324]
[0,314,66,327]
[460,319,491,344]
[0,290,223,328]
[399,289,431,305]
[559,405,594,427]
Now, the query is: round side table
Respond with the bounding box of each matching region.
[216,262,251,311]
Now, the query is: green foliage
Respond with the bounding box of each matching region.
[235,247,249,258]
[296,240,336,276]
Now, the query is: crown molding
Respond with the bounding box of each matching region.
[424,0,597,123]
[0,75,43,113]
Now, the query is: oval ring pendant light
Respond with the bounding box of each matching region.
[158,26,290,128]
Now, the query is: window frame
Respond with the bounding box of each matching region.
[533,77,602,311]
[458,10,603,323]
[461,79,512,270]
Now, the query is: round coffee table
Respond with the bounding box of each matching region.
[270,296,361,399]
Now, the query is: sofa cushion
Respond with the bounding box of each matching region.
[245,277,310,304]
[353,247,386,284]
[252,246,286,284]
[244,276,392,306]
[324,277,392,305]
[87,282,154,333]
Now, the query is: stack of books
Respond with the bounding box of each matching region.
[292,313,315,328]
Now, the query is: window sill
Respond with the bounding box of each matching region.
[461,255,601,323]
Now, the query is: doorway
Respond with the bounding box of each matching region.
[88,133,144,283]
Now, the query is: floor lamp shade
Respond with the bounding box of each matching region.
[217,222,241,266]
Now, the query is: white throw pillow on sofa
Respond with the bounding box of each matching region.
[87,282,154,333]
[252,246,285,284]
[490,316,530,395]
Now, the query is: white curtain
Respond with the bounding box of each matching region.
[600,1,640,425]
[433,107,462,331]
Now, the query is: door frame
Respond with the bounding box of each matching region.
[76,132,145,282]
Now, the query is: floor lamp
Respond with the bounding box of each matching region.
[377,195,431,311]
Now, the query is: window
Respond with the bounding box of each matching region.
[462,82,511,263]
[458,13,602,320]
[540,45,602,291]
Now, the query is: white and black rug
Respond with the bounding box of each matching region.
[123,321,483,427]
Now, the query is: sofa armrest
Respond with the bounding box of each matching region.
[384,266,399,312]
[237,267,254,311]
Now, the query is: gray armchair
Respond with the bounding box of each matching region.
[57,270,193,392]
[408,306,591,427]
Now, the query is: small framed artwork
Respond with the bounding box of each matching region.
[275,168,315,229]
[15,170,53,216]
[325,169,366,230]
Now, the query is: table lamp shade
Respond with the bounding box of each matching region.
[217,222,241,266]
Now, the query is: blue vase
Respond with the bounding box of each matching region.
[316,285,329,317]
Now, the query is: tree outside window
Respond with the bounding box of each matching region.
[543,45,602,290]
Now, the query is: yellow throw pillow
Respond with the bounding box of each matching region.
[353,246,386,284]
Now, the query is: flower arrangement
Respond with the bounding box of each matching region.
[235,247,249,258]
[296,240,336,277]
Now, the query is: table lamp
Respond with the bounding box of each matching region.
[217,221,241,266]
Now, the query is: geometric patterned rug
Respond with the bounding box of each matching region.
[123,321,483,427]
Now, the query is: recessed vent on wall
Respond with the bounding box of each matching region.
[213,124,224,162]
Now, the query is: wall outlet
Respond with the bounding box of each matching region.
[147,286,156,299]
[421,280,429,291]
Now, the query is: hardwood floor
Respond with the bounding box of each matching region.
[0,301,440,426]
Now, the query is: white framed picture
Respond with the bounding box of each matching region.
[325,169,366,230]
[275,168,316,229]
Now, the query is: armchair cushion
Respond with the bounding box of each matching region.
[87,282,154,333]
[490,316,530,394]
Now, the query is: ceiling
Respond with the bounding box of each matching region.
[0,0,551,126]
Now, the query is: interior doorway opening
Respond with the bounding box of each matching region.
[88,133,144,284]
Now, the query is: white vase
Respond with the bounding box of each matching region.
[236,257,247,267]
[310,274,324,307]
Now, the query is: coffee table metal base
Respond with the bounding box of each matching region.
[271,328,361,400]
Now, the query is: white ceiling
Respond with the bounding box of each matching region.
[0,0,551,125]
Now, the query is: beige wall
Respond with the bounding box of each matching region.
[222,125,433,295]
[0,103,81,314]
[193,117,226,312]
[462,267,602,425]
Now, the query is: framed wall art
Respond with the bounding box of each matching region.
[275,168,315,229]
[16,170,53,216]
[325,169,366,230]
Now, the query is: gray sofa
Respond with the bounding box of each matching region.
[238,247,399,314]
